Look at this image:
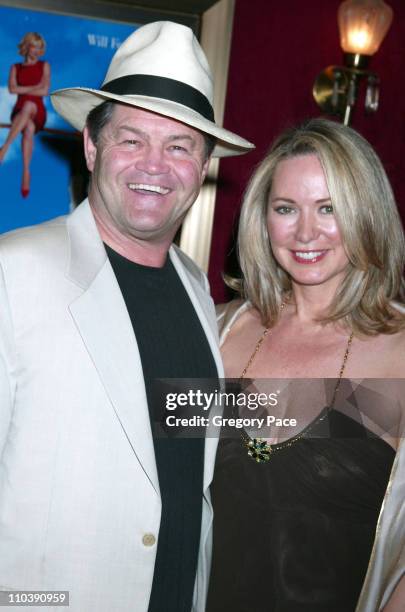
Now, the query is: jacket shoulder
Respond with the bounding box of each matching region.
[0,216,69,262]
[0,216,71,290]
[170,244,208,288]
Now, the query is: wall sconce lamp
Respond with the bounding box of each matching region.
[313,0,393,125]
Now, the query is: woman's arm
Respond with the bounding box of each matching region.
[8,64,20,94]
[8,61,50,96]
[28,61,50,96]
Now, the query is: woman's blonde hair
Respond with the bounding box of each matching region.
[234,118,405,335]
[18,32,46,57]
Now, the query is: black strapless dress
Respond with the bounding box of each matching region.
[207,408,395,612]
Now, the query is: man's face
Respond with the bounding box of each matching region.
[84,104,210,248]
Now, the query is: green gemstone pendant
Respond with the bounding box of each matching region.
[245,437,272,463]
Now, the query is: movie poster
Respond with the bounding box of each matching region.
[0,4,137,233]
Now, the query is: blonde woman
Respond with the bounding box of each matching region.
[0,32,50,197]
[207,119,405,612]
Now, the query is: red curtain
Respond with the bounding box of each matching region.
[208,0,405,303]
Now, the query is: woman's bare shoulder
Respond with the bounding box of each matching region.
[216,299,258,327]
[354,328,405,378]
[218,302,265,377]
[215,299,243,319]
[216,299,246,340]
[381,327,405,353]
[216,299,262,346]
[385,328,405,373]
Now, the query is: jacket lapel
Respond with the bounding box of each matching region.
[169,247,224,491]
[65,202,222,495]
[66,201,160,495]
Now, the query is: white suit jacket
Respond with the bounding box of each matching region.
[0,199,223,612]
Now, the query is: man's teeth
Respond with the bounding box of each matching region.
[294,251,323,260]
[128,183,170,195]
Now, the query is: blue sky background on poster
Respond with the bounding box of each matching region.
[0,4,138,233]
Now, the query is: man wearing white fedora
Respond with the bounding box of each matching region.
[0,21,253,612]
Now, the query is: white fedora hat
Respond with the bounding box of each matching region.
[51,21,254,158]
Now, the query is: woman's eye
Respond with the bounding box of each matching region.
[274,206,294,215]
[320,204,334,214]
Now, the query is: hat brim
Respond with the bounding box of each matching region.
[50,87,254,158]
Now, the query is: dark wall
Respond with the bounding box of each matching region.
[208,0,405,302]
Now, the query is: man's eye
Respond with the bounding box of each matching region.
[320,205,334,214]
[169,145,188,152]
[123,140,140,145]
[274,206,294,215]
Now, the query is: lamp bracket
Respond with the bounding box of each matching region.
[313,64,378,118]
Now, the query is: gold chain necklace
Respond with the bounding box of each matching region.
[239,308,354,463]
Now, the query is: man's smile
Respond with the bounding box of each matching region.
[127,183,171,195]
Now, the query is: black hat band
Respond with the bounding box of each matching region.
[101,74,215,122]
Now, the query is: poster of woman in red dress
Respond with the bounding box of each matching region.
[0,2,178,234]
[0,32,50,198]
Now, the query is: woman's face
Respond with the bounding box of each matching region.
[267,154,349,290]
[26,40,43,59]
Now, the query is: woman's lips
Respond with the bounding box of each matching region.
[291,250,328,264]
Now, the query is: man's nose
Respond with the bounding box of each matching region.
[295,210,320,244]
[135,145,170,175]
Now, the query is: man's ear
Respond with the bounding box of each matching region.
[201,155,211,185]
[83,126,97,172]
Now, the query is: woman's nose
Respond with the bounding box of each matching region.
[295,210,320,244]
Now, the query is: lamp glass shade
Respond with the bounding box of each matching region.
[338,0,393,55]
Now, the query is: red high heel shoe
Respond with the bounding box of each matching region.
[21,187,30,198]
